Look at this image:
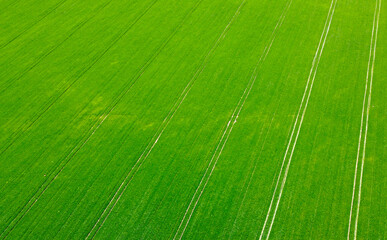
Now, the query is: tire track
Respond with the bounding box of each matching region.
[53,50,187,239]
[172,1,293,239]
[0,1,163,238]
[0,0,159,156]
[229,73,290,239]
[0,0,22,12]
[258,0,337,239]
[347,0,381,239]
[0,0,116,94]
[0,0,70,49]
[84,1,246,238]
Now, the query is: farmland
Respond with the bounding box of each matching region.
[0,0,385,239]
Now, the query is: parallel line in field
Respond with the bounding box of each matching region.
[347,0,381,239]
[54,0,206,237]
[0,0,69,49]
[303,48,336,238]
[229,72,290,239]
[1,0,205,237]
[0,0,159,157]
[84,1,246,238]
[53,53,187,239]
[0,0,161,238]
[172,1,293,239]
[0,0,22,12]
[258,0,337,239]
[228,7,311,234]
[229,116,274,237]
[0,0,116,94]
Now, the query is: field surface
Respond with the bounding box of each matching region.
[0,0,385,239]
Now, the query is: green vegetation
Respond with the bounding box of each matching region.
[0,0,385,239]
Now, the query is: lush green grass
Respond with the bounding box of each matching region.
[0,0,385,239]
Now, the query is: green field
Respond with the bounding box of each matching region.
[0,0,385,239]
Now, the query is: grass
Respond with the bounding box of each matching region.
[0,0,385,239]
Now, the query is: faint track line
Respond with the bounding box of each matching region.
[0,0,69,49]
[0,1,162,238]
[229,75,289,239]
[0,0,159,157]
[0,0,116,94]
[172,1,293,239]
[347,0,381,239]
[84,1,246,238]
[1,0,210,238]
[49,0,206,236]
[0,0,22,12]
[54,48,187,239]
[257,0,337,238]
